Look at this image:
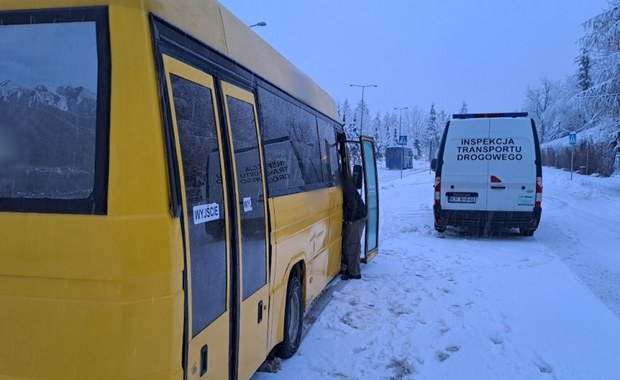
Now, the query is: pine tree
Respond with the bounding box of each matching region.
[372,112,384,158]
[575,48,592,91]
[578,2,620,119]
[426,104,440,157]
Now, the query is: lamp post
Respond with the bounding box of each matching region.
[249,21,267,28]
[350,84,377,137]
[394,107,408,179]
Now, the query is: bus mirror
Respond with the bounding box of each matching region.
[352,165,363,189]
[430,158,437,171]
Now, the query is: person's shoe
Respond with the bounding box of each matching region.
[340,273,362,280]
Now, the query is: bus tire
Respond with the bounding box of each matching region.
[520,228,535,237]
[277,273,303,359]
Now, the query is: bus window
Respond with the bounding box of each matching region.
[225,95,268,299]
[258,87,325,194]
[170,74,228,335]
[0,8,109,214]
[318,118,338,185]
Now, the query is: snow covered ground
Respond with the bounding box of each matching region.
[253,161,620,380]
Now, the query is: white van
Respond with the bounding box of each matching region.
[431,113,542,236]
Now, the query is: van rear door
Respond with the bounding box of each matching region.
[441,119,489,211]
[486,118,536,212]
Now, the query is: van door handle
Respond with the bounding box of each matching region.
[491,186,506,190]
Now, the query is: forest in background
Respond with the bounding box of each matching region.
[340,1,620,177]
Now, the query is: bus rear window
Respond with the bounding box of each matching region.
[0,8,110,214]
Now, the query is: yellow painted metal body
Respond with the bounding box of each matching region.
[0,1,344,379]
[0,3,183,379]
[267,187,343,349]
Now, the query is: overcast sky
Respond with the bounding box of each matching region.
[220,0,608,117]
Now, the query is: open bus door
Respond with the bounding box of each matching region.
[344,136,379,264]
[359,137,379,263]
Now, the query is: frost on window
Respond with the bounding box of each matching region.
[0,22,98,199]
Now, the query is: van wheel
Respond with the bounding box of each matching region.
[520,228,535,237]
[277,273,303,359]
[435,225,446,233]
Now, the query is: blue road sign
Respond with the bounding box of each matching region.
[398,135,407,146]
[569,132,577,145]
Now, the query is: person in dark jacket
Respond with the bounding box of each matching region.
[341,176,367,280]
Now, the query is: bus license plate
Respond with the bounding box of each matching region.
[448,195,477,203]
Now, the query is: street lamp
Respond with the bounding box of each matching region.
[394,107,408,179]
[350,84,377,137]
[249,21,267,28]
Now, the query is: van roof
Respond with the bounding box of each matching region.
[453,112,528,119]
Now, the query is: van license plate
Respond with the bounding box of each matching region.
[448,195,477,203]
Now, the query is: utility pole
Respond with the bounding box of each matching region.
[350,84,377,137]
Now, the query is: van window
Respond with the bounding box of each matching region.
[0,8,109,214]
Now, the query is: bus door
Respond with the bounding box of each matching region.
[359,137,379,263]
[342,136,380,264]
[220,82,270,380]
[163,56,231,380]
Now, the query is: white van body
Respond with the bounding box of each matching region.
[432,113,542,236]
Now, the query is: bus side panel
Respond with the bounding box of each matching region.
[0,4,184,379]
[266,187,338,350]
[0,217,184,380]
[327,186,344,279]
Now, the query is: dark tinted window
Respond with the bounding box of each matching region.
[0,8,109,214]
[318,119,338,184]
[170,75,227,336]
[226,96,267,300]
[292,109,322,186]
[258,87,327,196]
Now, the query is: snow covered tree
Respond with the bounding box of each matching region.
[405,106,426,157]
[575,1,620,151]
[372,112,384,158]
[575,48,592,92]
[354,99,372,138]
[339,99,356,139]
[425,104,441,158]
[382,112,398,146]
[459,101,469,114]
[525,78,557,143]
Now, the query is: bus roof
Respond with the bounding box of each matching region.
[2,0,340,121]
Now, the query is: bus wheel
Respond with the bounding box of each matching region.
[520,228,535,237]
[277,273,303,359]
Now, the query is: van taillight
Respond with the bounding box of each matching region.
[434,177,441,206]
[535,176,543,207]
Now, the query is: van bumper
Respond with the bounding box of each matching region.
[434,206,542,230]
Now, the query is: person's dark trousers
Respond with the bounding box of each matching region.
[343,218,366,277]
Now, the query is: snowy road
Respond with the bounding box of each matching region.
[254,161,620,380]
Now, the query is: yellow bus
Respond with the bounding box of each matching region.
[0,1,379,379]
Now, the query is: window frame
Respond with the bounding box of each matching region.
[0,7,111,215]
